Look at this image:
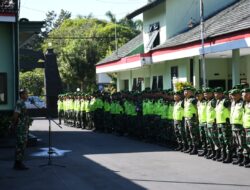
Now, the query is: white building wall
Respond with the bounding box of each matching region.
[143,1,166,52]
[142,0,237,50]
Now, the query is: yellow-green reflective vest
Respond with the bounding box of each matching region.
[197,100,207,123]
[216,99,230,124]
[167,102,174,120]
[206,100,216,124]
[155,100,163,116]
[160,102,168,119]
[80,100,85,111]
[104,101,111,112]
[230,100,244,125]
[243,103,250,128]
[85,100,90,113]
[184,98,197,118]
[57,100,63,111]
[173,101,184,121]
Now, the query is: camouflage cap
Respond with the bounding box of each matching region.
[195,89,203,95]
[241,88,250,93]
[174,90,183,96]
[233,84,244,90]
[229,89,241,95]
[203,87,213,93]
[184,86,196,92]
[213,87,224,93]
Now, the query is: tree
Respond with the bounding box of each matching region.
[22,9,71,50]
[43,14,141,92]
[19,69,45,96]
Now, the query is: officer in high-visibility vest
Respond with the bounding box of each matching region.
[214,87,232,163]
[204,87,220,160]
[57,94,64,125]
[173,90,187,151]
[241,88,250,167]
[183,87,199,155]
[196,89,207,157]
[230,89,245,165]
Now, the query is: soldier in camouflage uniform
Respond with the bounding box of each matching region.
[241,88,250,167]
[13,89,30,170]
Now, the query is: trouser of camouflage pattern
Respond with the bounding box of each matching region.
[150,115,161,142]
[58,110,64,124]
[81,111,86,129]
[143,115,151,140]
[244,128,250,157]
[199,123,207,150]
[112,114,123,135]
[136,114,144,139]
[74,111,81,128]
[127,115,136,137]
[232,124,250,156]
[168,120,175,145]
[85,112,94,130]
[15,127,28,162]
[159,119,168,144]
[185,118,199,148]
[103,112,111,132]
[217,123,232,156]
[94,109,104,131]
[64,110,70,124]
[174,120,187,148]
[207,124,220,151]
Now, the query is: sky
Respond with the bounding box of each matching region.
[19,0,148,21]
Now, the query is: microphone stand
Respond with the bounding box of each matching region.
[30,100,65,167]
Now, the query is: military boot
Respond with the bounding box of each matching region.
[205,150,212,159]
[184,146,192,153]
[217,153,225,162]
[198,149,207,157]
[239,156,250,167]
[13,161,29,170]
[208,150,216,159]
[232,155,243,165]
[223,153,232,163]
[181,145,188,152]
[174,144,183,151]
[212,149,221,161]
[190,146,198,155]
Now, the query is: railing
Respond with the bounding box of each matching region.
[0,0,17,13]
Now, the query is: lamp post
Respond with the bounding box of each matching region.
[200,0,206,88]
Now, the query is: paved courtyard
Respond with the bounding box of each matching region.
[0,119,250,190]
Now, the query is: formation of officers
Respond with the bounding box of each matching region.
[57,85,250,168]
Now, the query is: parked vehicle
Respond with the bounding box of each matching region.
[25,96,46,109]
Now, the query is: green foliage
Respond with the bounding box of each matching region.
[175,81,193,91]
[19,69,45,96]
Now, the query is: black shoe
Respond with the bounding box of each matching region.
[184,146,192,153]
[239,157,250,167]
[204,150,212,159]
[245,162,250,168]
[198,150,207,157]
[190,147,198,155]
[217,154,225,162]
[13,161,29,170]
[174,145,183,151]
[212,150,221,161]
[223,154,232,163]
[181,146,188,152]
[208,150,216,159]
[232,155,243,165]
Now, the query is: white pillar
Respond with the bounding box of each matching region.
[232,49,240,87]
[246,55,250,86]
[193,56,200,89]
[129,70,132,91]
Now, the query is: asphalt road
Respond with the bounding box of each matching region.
[1,119,250,190]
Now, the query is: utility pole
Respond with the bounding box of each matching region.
[200,0,206,88]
